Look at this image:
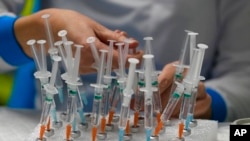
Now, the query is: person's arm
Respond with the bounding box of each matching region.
[205,0,250,122]
[0,13,32,67]
[14,8,143,74]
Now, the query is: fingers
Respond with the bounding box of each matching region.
[158,62,176,93]
[97,28,139,49]
[194,82,212,119]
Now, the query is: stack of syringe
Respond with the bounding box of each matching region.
[140,54,157,141]
[28,38,62,140]
[153,42,208,141]
[106,41,129,131]
[98,40,116,139]
[153,31,201,139]
[118,57,139,141]
[132,37,162,133]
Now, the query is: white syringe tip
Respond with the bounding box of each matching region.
[41,14,50,19]
[74,44,84,48]
[27,39,36,45]
[188,32,199,35]
[64,41,74,46]
[116,42,125,46]
[197,43,208,49]
[54,40,63,46]
[107,39,116,43]
[124,38,131,43]
[86,36,96,43]
[143,36,153,40]
[58,30,67,37]
[52,55,62,62]
[143,54,154,59]
[99,49,108,53]
[128,58,139,64]
[37,40,46,44]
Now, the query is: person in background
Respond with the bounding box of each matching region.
[1,0,250,122]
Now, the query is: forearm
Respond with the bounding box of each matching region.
[0,14,32,66]
[205,71,250,122]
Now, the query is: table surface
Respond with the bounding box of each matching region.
[0,107,230,141]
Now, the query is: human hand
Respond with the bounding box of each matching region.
[158,62,212,119]
[14,8,143,74]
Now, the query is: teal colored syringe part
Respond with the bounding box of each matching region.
[160,82,184,122]
[86,36,100,69]
[145,128,152,141]
[119,129,125,141]
[41,14,58,55]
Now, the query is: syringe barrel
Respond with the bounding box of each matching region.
[152,82,162,113]
[134,73,145,111]
[109,82,121,110]
[144,102,153,129]
[101,84,112,116]
[188,87,198,115]
[76,87,84,110]
[91,92,102,126]
[40,98,53,125]
[119,105,130,129]
[134,90,144,111]
[179,92,192,120]
[161,83,184,122]
[65,88,77,123]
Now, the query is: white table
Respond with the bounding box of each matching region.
[0,107,230,141]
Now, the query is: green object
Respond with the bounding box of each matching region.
[0,73,14,105]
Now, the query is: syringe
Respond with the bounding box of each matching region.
[63,43,84,140]
[169,31,197,101]
[132,70,144,129]
[140,54,155,141]
[153,82,184,137]
[86,36,100,70]
[107,42,127,129]
[99,40,116,138]
[178,48,200,138]
[38,55,61,140]
[27,39,50,106]
[41,14,58,57]
[90,49,108,141]
[143,37,162,124]
[186,44,207,128]
[54,41,66,103]
[118,58,139,141]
